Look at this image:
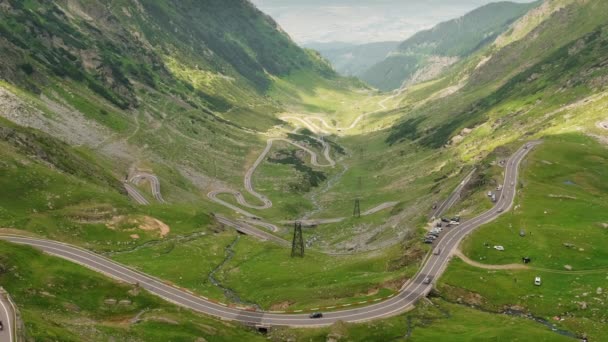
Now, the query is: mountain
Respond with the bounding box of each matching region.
[306,41,400,77]
[2,0,608,340]
[0,0,335,123]
[361,1,541,91]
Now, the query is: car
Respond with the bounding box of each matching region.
[497,208,504,213]
[423,239,434,244]
[433,227,443,232]
[441,218,450,223]
[429,232,440,237]
[309,312,323,319]
[449,221,460,226]
[433,248,441,255]
[426,235,437,240]
[422,276,432,284]
[451,217,460,222]
[0,320,3,331]
[494,245,505,251]
[534,277,542,286]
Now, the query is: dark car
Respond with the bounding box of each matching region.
[441,218,450,223]
[309,312,323,319]
[0,320,3,331]
[423,239,434,244]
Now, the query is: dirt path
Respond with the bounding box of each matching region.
[454,249,529,270]
[455,249,608,275]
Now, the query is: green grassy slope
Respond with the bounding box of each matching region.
[436,135,608,340]
[0,241,265,341]
[272,298,573,341]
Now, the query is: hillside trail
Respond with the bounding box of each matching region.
[207,88,404,230]
[455,249,608,275]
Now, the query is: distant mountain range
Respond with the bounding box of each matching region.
[315,1,541,91]
[304,41,400,77]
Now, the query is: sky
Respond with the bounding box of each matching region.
[251,0,537,45]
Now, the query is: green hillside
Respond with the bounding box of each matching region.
[361,1,541,91]
[0,0,607,340]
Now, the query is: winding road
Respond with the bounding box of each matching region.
[0,141,539,327]
[124,172,165,205]
[0,289,14,342]
[430,168,477,219]
[207,90,407,232]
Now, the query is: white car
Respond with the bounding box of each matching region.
[494,245,505,251]
[534,276,542,286]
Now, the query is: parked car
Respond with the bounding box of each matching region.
[441,218,450,223]
[424,239,434,244]
[426,235,437,240]
[534,277,542,286]
[309,312,323,319]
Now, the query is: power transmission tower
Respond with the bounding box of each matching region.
[291,221,304,257]
[353,199,361,218]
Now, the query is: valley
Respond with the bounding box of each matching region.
[0,0,607,341]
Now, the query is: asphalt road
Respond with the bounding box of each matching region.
[123,182,150,205]
[430,168,477,219]
[0,142,539,327]
[130,173,165,203]
[0,291,14,342]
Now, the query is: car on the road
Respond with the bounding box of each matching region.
[497,208,504,213]
[534,277,542,286]
[309,312,323,319]
[433,248,441,255]
[422,276,432,284]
